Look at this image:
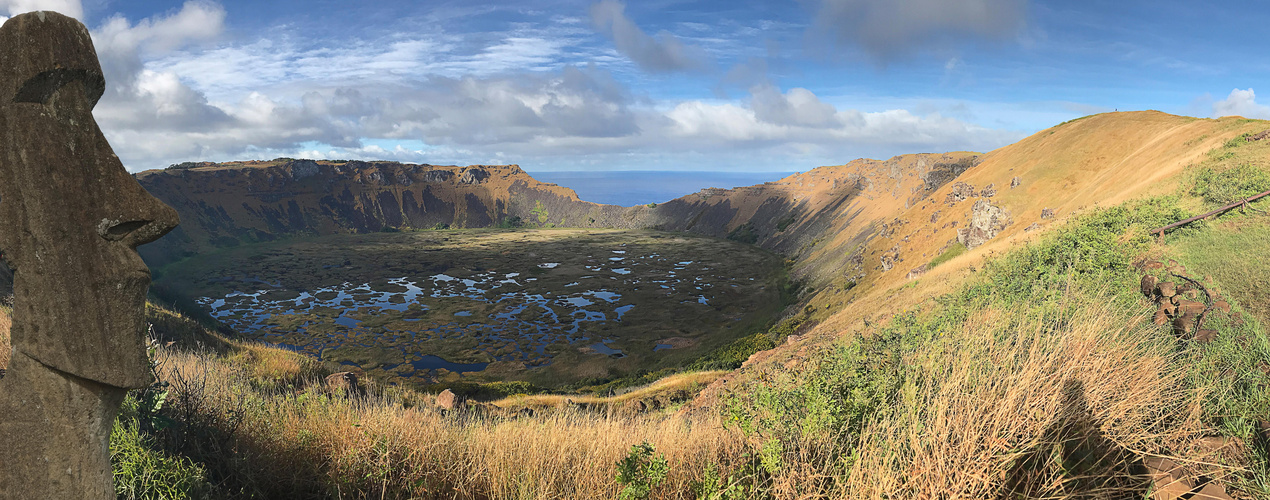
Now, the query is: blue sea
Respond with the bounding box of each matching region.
[528,171,793,207]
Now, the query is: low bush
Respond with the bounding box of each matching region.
[1191,163,1270,205]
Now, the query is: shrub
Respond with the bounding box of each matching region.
[531,200,550,225]
[615,442,669,500]
[726,223,759,244]
[497,215,523,229]
[1191,163,1270,205]
[775,216,797,232]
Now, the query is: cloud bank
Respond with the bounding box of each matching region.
[807,0,1028,61]
[1212,88,1270,120]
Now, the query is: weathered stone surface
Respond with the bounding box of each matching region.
[436,388,465,410]
[956,199,1012,249]
[1157,281,1177,298]
[1141,275,1158,297]
[905,264,928,279]
[1172,312,1197,336]
[1040,208,1055,219]
[944,182,976,205]
[0,13,178,386]
[1144,456,1193,500]
[0,12,178,498]
[979,183,997,197]
[1176,300,1206,315]
[325,371,362,396]
[458,168,490,184]
[1010,176,1021,188]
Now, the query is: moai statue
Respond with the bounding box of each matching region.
[0,11,179,499]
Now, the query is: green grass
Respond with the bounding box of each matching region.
[111,394,212,499]
[926,242,966,269]
[1191,163,1270,205]
[1168,214,1270,325]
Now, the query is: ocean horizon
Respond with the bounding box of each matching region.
[527,170,794,207]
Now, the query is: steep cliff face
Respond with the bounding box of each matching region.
[135,160,634,266]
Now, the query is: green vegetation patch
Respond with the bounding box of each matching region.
[926,242,966,269]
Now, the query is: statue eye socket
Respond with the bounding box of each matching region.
[13,68,105,105]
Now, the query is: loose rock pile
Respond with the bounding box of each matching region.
[1136,260,1248,499]
[1139,260,1239,342]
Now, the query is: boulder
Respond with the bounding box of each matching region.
[325,371,362,396]
[1040,208,1055,219]
[1010,176,1021,188]
[1152,308,1170,325]
[1157,281,1177,298]
[1194,329,1218,343]
[1141,275,1158,297]
[621,399,648,415]
[1211,301,1231,314]
[1172,312,1197,336]
[1176,300,1206,316]
[1143,456,1194,500]
[979,183,997,197]
[436,389,466,410]
[956,200,1012,249]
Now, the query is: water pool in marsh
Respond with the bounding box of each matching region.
[160,229,787,387]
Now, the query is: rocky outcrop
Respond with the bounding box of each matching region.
[944,182,977,206]
[957,200,1012,249]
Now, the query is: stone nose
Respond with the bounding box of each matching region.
[96,187,179,249]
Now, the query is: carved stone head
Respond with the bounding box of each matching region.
[0,11,179,389]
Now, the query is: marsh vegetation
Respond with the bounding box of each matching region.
[153,229,789,389]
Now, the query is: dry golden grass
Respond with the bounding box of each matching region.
[839,300,1220,498]
[225,341,323,384]
[493,370,727,408]
[0,307,10,371]
[154,346,748,499]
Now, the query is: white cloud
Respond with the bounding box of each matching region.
[807,0,1027,61]
[589,0,709,73]
[1,0,82,20]
[1212,88,1270,120]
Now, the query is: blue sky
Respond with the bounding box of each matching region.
[3,0,1268,173]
